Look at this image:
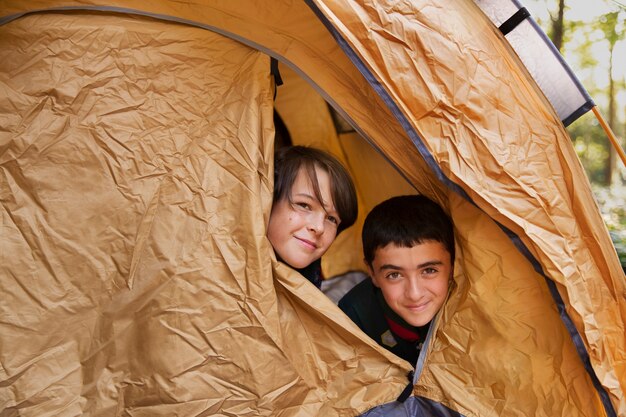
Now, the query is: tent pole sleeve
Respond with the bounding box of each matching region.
[592,106,626,168]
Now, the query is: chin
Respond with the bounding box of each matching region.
[405,317,432,328]
[286,259,311,269]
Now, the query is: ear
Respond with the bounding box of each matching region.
[365,259,380,288]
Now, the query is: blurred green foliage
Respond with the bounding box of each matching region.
[567,113,625,270]
[592,185,626,270]
[568,114,610,183]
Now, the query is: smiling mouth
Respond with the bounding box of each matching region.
[295,236,317,250]
[406,302,429,312]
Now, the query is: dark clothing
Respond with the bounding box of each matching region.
[338,278,429,365]
[296,258,323,289]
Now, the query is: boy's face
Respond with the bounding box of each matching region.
[367,241,452,327]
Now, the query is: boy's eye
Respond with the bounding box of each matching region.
[385,272,401,280]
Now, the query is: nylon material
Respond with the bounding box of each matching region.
[0,10,420,417]
[0,13,283,415]
[314,0,560,211]
[1,1,624,416]
[0,342,87,416]
[424,110,589,271]
[312,0,474,123]
[311,1,624,410]
[324,1,443,119]
[411,195,605,417]
[360,395,467,417]
[273,263,412,416]
[318,0,607,262]
[274,65,339,148]
[444,177,623,413]
[112,62,286,410]
[438,52,620,368]
[337,132,417,207]
[506,20,588,121]
[474,0,519,27]
[121,267,301,410]
[53,0,447,230]
[474,0,594,123]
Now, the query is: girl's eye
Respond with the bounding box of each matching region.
[423,267,438,276]
[326,215,339,225]
[294,202,311,210]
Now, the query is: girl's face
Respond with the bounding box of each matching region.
[267,166,340,269]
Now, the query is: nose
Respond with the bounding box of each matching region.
[307,212,325,234]
[405,277,422,300]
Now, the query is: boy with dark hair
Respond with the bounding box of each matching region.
[338,195,454,365]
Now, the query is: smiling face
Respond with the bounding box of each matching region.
[267,166,340,269]
[368,241,451,327]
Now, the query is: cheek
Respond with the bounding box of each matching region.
[266,221,280,248]
[379,283,402,304]
[267,210,286,244]
[269,206,295,233]
[319,230,337,249]
[431,278,450,297]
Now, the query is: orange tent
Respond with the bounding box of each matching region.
[1,1,623,416]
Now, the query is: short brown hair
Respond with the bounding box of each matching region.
[273,146,357,234]
[363,195,455,266]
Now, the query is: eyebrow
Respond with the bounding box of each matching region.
[378,260,444,272]
[292,192,339,215]
[293,192,316,200]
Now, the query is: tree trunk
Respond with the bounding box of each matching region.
[605,54,616,186]
[604,12,621,187]
[551,0,565,51]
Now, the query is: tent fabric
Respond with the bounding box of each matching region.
[307,0,624,413]
[0,12,410,416]
[475,0,595,126]
[271,73,590,417]
[1,1,624,417]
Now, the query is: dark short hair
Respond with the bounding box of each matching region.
[362,195,455,265]
[273,146,357,234]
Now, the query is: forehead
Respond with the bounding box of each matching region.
[292,166,336,207]
[292,163,324,184]
[372,241,451,266]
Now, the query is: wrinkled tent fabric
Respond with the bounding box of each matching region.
[306,0,624,413]
[0,13,409,416]
[1,2,624,417]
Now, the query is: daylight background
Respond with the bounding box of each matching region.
[524,0,625,269]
